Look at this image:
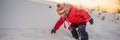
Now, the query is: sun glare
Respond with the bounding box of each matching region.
[46,0,120,13]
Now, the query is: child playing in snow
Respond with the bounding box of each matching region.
[51,3,93,40]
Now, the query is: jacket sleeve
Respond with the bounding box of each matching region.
[82,9,91,22]
[54,17,65,30]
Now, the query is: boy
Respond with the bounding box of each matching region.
[51,3,93,40]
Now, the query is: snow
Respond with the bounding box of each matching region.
[0,0,120,40]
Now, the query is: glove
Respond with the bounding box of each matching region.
[89,18,94,25]
[51,29,56,34]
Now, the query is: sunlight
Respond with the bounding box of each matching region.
[46,0,120,13]
[31,0,120,13]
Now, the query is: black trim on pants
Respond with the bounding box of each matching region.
[70,22,88,40]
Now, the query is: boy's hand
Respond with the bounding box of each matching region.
[51,29,56,34]
[89,18,94,25]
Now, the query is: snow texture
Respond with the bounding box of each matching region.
[0,0,120,40]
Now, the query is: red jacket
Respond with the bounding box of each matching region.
[54,5,90,30]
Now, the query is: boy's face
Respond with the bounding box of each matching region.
[57,4,66,17]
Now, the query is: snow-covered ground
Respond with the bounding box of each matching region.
[0,0,120,40]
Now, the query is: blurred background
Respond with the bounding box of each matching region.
[0,0,120,40]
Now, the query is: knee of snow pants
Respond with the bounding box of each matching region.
[78,22,88,40]
[69,23,79,39]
